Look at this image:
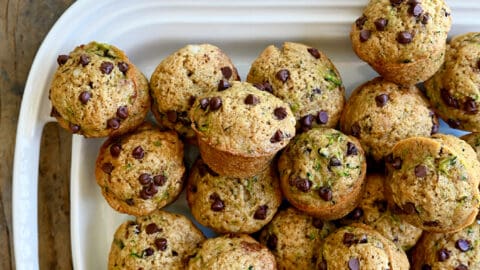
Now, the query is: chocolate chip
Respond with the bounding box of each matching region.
[276,69,290,83]
[144,184,158,197]
[358,234,368,244]
[390,0,403,6]
[266,234,277,250]
[189,96,196,106]
[153,175,166,186]
[375,94,389,107]
[295,178,312,192]
[253,82,273,93]
[211,198,225,211]
[329,157,342,167]
[254,205,268,220]
[132,146,144,159]
[348,258,360,270]
[464,97,478,114]
[167,110,177,123]
[441,88,459,108]
[117,62,129,74]
[437,248,451,262]
[447,119,461,129]
[319,187,333,201]
[245,94,259,105]
[455,264,469,270]
[355,15,367,30]
[172,250,178,256]
[409,3,423,17]
[359,30,371,42]
[397,31,413,44]
[456,239,471,252]
[68,123,80,133]
[50,107,60,117]
[403,202,417,214]
[270,130,284,143]
[343,233,355,247]
[102,163,114,174]
[444,9,451,17]
[422,264,432,270]
[100,61,114,74]
[300,114,314,130]
[117,106,128,119]
[57,54,69,65]
[78,54,90,67]
[317,110,329,125]
[209,97,222,111]
[348,207,364,220]
[431,122,439,135]
[421,13,430,24]
[351,123,361,138]
[140,188,153,200]
[274,107,288,120]
[386,154,402,170]
[423,221,440,227]
[312,88,322,95]
[78,91,91,105]
[221,66,233,79]
[138,173,152,186]
[110,143,122,157]
[126,198,134,206]
[145,223,161,234]
[155,238,168,251]
[347,142,358,156]
[144,247,154,257]
[200,98,210,110]
[415,165,428,177]
[107,118,120,130]
[374,18,388,31]
[312,218,324,229]
[218,79,231,91]
[374,200,388,213]
[307,47,320,59]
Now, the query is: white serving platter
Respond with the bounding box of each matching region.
[13,0,480,269]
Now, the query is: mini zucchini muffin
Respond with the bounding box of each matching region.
[246,42,345,130]
[412,221,480,270]
[385,134,480,233]
[186,158,282,234]
[150,44,239,141]
[258,207,336,270]
[95,123,185,216]
[50,41,150,137]
[186,234,276,270]
[339,77,439,163]
[278,128,366,220]
[108,210,205,270]
[189,81,296,178]
[461,133,480,160]
[316,223,410,270]
[351,0,451,86]
[340,173,422,251]
[425,33,480,131]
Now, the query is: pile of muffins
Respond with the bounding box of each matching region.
[48,0,480,269]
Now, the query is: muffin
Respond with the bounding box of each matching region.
[186,234,276,270]
[246,42,345,130]
[339,77,438,163]
[278,128,366,220]
[412,221,480,270]
[95,123,185,216]
[108,210,205,270]
[350,0,451,85]
[316,223,410,270]
[425,33,480,131]
[340,173,422,251]
[189,81,296,178]
[150,44,239,141]
[461,132,480,161]
[258,207,336,270]
[385,134,480,233]
[186,158,282,234]
[49,41,150,137]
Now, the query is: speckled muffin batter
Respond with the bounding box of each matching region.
[412,221,480,270]
[351,0,451,86]
[278,128,366,220]
[258,207,336,270]
[461,133,480,161]
[186,234,276,270]
[339,77,439,163]
[186,158,282,234]
[340,173,422,251]
[50,41,150,137]
[190,81,296,178]
[425,33,480,132]
[95,123,185,216]
[246,42,345,130]
[385,134,480,233]
[316,223,410,270]
[108,210,205,270]
[150,44,239,141]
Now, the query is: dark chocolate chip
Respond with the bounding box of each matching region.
[358,234,368,244]
[423,221,439,227]
[155,238,168,251]
[132,146,144,159]
[409,3,423,17]
[447,119,461,129]
[209,97,222,111]
[312,88,322,95]
[274,107,288,120]
[200,98,210,110]
[347,142,358,156]
[110,143,122,157]
[456,239,471,252]
[343,233,355,247]
[140,188,153,200]
[79,54,90,67]
[253,82,273,93]
[312,218,324,229]
[329,157,342,167]
[211,198,225,211]
[300,114,314,130]
[403,202,417,214]
[375,94,389,107]
[317,110,329,125]
[414,164,428,177]
[437,248,451,262]
[245,94,259,105]
[266,234,278,250]
[444,8,450,17]
[144,184,158,196]
[79,91,91,104]
[144,247,154,257]
[218,79,231,91]
[107,118,120,130]
[348,258,360,270]
[431,122,439,135]
[189,96,196,106]
[422,264,432,270]
[397,31,413,44]
[50,107,60,117]
[138,173,152,186]
[386,154,402,170]
[355,15,367,30]
[69,123,80,133]
[100,61,114,74]
[117,106,128,119]
[455,264,469,270]
[221,66,232,79]
[126,198,134,206]
[276,69,290,83]
[390,0,403,6]
[441,88,459,108]
[351,123,361,137]
[348,207,364,220]
[145,223,161,234]
[307,47,321,59]
[374,200,388,213]
[295,178,312,192]
[374,18,388,31]
[319,187,333,201]
[102,163,114,174]
[172,250,178,256]
[117,62,129,74]
[153,175,166,186]
[421,13,430,24]
[270,130,284,143]
[167,110,178,123]
[253,205,268,220]
[57,55,69,65]
[464,97,478,114]
[359,30,371,42]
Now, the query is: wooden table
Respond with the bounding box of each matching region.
[1,1,75,269]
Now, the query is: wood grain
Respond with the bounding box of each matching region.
[0,0,74,269]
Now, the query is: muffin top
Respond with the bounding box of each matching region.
[49,41,150,137]
[190,81,296,156]
[246,42,345,130]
